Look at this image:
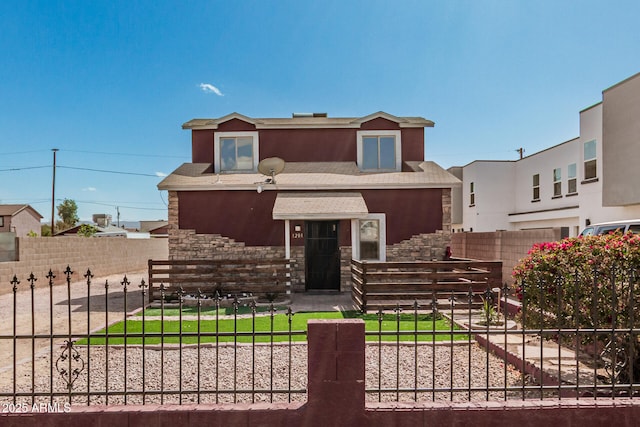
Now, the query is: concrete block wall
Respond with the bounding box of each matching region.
[0,237,168,295]
[451,229,562,286]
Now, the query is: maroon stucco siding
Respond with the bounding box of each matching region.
[190,118,424,164]
[178,191,284,246]
[400,127,425,161]
[217,118,258,132]
[360,188,442,244]
[260,129,356,162]
[192,130,213,163]
[359,117,400,130]
[178,189,442,247]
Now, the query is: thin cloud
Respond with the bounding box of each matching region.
[82,187,97,192]
[155,171,168,177]
[199,83,224,96]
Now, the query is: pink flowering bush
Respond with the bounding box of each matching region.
[513,232,640,328]
[513,232,640,382]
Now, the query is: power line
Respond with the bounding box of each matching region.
[0,148,188,159]
[0,164,167,177]
[75,200,166,211]
[0,165,49,172]
[62,149,188,159]
[0,150,50,156]
[57,166,161,177]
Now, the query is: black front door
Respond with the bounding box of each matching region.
[305,221,340,291]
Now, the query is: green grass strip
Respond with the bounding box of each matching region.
[79,311,467,345]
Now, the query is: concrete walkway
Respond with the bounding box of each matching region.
[448,302,605,394]
[289,292,355,313]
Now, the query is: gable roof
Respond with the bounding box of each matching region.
[182,111,434,130]
[350,111,434,128]
[0,204,43,219]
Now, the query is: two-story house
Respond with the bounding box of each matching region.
[0,204,43,237]
[158,112,460,292]
[449,71,640,236]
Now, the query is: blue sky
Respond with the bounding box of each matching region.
[2,1,640,223]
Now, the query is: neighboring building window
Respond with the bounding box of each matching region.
[567,163,577,194]
[584,140,597,180]
[356,130,402,171]
[532,174,540,201]
[469,182,475,206]
[0,216,3,227]
[214,131,259,173]
[352,214,386,261]
[553,168,562,197]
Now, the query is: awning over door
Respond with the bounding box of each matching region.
[272,192,369,220]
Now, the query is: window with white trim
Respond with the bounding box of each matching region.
[584,140,597,180]
[532,174,540,201]
[553,168,562,197]
[352,214,386,261]
[356,130,401,171]
[567,163,577,194]
[214,131,259,173]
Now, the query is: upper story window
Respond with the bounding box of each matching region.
[356,130,402,171]
[567,163,577,194]
[0,216,4,227]
[553,168,562,197]
[532,173,540,202]
[214,131,259,173]
[469,182,475,206]
[583,140,597,181]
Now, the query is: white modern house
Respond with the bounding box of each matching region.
[450,72,640,237]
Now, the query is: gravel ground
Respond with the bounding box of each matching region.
[2,341,524,406]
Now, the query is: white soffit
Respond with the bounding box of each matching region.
[272,192,369,220]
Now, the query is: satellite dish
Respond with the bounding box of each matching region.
[257,157,285,184]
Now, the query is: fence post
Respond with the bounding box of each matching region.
[306,319,366,425]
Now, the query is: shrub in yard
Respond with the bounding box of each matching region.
[512,232,640,383]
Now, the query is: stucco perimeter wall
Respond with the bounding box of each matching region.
[0,237,168,294]
[451,229,562,286]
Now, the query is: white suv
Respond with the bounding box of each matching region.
[580,219,640,236]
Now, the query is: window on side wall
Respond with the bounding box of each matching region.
[532,174,540,201]
[357,130,401,171]
[0,216,4,227]
[553,168,562,197]
[583,140,597,181]
[469,182,475,206]
[214,131,259,173]
[567,163,577,194]
[352,214,386,261]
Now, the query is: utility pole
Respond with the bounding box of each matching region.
[51,148,59,236]
[116,206,120,228]
[516,147,524,160]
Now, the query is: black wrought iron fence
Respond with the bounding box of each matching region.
[0,267,306,406]
[2,266,640,408]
